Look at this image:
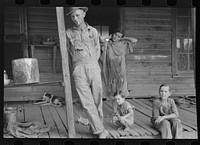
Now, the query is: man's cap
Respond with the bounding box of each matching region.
[66,7,88,15]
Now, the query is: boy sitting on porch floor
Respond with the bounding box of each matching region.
[112,91,134,132]
[151,84,183,139]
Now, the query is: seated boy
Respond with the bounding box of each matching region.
[112,91,134,132]
[151,84,183,139]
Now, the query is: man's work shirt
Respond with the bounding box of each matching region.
[66,23,100,66]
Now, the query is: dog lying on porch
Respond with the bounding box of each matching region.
[34,93,65,107]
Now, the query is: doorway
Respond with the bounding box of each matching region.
[85,7,120,36]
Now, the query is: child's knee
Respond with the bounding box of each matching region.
[171,119,182,128]
[160,120,171,128]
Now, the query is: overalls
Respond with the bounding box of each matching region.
[66,24,105,134]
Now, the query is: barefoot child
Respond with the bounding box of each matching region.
[151,84,183,139]
[112,91,134,132]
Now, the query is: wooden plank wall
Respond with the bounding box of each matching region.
[121,8,195,97]
[27,7,70,73]
[4,7,195,101]
[4,7,21,35]
[4,7,78,102]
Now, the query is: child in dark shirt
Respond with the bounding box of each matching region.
[151,84,182,139]
[112,91,134,132]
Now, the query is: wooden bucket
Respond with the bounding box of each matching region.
[12,58,40,85]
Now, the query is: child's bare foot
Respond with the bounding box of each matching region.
[124,127,130,132]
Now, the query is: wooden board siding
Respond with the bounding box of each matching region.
[27,7,69,73]
[27,7,58,37]
[121,7,195,97]
[4,7,21,35]
[27,7,72,44]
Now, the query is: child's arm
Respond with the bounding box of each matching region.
[155,99,180,123]
[122,36,137,43]
[155,114,177,124]
[121,108,133,120]
[152,100,160,119]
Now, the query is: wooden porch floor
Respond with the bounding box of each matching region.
[4,99,197,139]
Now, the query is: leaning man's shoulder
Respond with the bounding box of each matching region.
[66,28,74,37]
[89,26,98,32]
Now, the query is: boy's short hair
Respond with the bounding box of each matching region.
[114,91,126,98]
[159,84,171,92]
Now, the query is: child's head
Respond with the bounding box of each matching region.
[158,84,171,100]
[114,91,125,105]
[111,29,124,42]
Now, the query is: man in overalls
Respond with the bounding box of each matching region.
[66,7,108,138]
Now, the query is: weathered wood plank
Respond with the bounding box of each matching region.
[40,106,61,138]
[28,15,57,21]
[126,49,171,55]
[37,60,53,65]
[136,37,171,42]
[128,84,195,91]
[17,103,25,123]
[73,102,95,138]
[56,7,75,138]
[5,7,20,13]
[126,55,171,62]
[28,21,57,28]
[56,106,81,138]
[29,28,58,34]
[4,86,63,93]
[29,30,58,35]
[134,43,171,50]
[125,19,171,26]
[48,106,68,138]
[128,89,196,98]
[4,90,64,97]
[125,13,171,20]
[128,82,195,91]
[40,73,62,79]
[127,77,194,85]
[125,8,171,13]
[5,13,20,20]
[28,7,56,15]
[126,30,171,37]
[24,103,49,138]
[176,104,197,114]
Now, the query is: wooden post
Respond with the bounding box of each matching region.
[53,45,57,73]
[171,8,177,77]
[56,7,76,138]
[30,45,35,58]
